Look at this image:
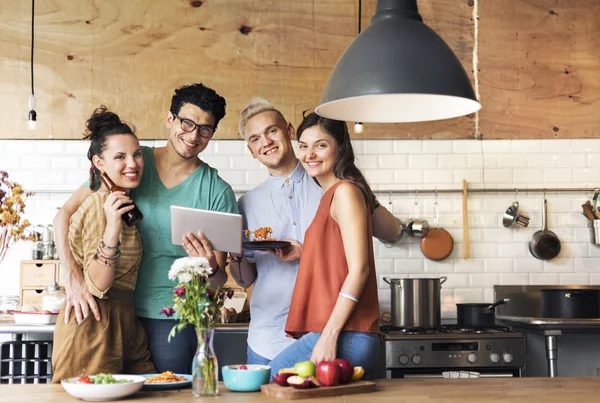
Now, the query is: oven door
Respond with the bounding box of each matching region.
[389,367,521,379]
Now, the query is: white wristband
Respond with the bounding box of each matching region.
[339,291,359,303]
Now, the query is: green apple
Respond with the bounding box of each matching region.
[293,361,316,377]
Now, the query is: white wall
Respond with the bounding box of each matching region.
[1,138,599,318]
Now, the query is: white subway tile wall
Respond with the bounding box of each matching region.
[1,139,600,318]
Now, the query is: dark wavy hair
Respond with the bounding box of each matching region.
[296,112,377,212]
[170,83,226,128]
[83,106,136,190]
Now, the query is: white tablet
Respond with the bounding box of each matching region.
[170,206,242,254]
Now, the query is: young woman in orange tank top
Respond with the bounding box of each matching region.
[268,113,388,378]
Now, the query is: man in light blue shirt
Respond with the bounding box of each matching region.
[230,99,400,364]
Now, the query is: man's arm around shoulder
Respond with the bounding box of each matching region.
[54,186,100,324]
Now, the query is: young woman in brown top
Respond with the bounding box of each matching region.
[52,107,156,382]
[268,112,382,378]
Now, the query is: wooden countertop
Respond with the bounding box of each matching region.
[4,377,600,402]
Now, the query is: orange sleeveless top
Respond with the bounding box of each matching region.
[285,180,380,338]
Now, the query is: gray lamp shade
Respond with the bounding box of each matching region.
[315,0,481,123]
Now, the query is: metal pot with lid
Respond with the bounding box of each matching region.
[383,277,447,329]
[456,298,510,328]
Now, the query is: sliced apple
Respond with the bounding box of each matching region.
[278,367,297,375]
[287,375,320,389]
[272,373,294,387]
[287,375,310,389]
[351,366,365,381]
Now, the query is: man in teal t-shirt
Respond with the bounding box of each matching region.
[131,145,237,319]
[54,83,238,374]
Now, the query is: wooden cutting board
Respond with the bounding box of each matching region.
[261,380,376,400]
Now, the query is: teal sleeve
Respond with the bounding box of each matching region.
[212,186,239,215]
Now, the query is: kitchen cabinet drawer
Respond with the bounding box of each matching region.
[20,261,59,288]
[20,289,48,310]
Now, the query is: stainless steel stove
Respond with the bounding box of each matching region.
[382,325,525,379]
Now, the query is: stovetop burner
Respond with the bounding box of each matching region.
[380,324,513,335]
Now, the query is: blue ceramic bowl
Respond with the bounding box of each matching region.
[222,364,271,392]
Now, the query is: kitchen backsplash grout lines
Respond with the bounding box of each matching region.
[1,138,599,317]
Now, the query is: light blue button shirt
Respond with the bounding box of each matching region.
[238,161,323,360]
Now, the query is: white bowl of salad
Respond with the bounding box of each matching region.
[61,373,146,401]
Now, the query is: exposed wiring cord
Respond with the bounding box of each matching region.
[31,0,35,96]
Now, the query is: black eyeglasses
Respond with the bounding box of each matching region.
[172,113,215,138]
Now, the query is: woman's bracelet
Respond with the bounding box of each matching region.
[100,240,120,251]
[339,291,359,303]
[97,245,120,260]
[94,255,117,267]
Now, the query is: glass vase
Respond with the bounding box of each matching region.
[192,327,219,397]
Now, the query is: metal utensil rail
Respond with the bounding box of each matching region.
[30,187,600,195]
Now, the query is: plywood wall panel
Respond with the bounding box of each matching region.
[478,0,600,139]
[1,0,598,140]
[0,0,358,139]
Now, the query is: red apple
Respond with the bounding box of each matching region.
[335,359,354,384]
[272,373,294,387]
[316,361,340,387]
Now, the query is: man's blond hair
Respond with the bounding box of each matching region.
[239,97,287,137]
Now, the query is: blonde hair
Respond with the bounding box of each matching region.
[239,97,287,137]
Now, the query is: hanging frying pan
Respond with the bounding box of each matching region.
[421,200,453,261]
[529,197,561,260]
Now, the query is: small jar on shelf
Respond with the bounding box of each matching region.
[41,282,66,313]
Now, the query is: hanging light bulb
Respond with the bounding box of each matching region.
[28,95,37,130]
[353,122,364,134]
[27,0,37,131]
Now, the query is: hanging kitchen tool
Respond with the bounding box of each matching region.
[406,190,429,237]
[420,192,453,261]
[529,195,561,260]
[541,289,600,319]
[589,219,600,245]
[383,190,405,246]
[582,200,597,221]
[462,180,470,259]
[502,190,530,228]
[456,298,510,328]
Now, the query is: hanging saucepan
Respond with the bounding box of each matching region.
[420,200,453,261]
[529,197,561,260]
[456,298,510,328]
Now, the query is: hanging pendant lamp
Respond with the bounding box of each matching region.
[315,0,481,123]
[27,0,37,130]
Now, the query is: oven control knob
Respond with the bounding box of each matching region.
[467,353,478,363]
[490,353,500,363]
[503,353,514,363]
[411,354,422,365]
[398,354,409,365]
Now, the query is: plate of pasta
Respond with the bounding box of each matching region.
[243,227,290,250]
[141,371,192,390]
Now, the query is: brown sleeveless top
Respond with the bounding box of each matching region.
[285,180,380,339]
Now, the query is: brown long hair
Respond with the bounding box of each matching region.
[296,112,377,211]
